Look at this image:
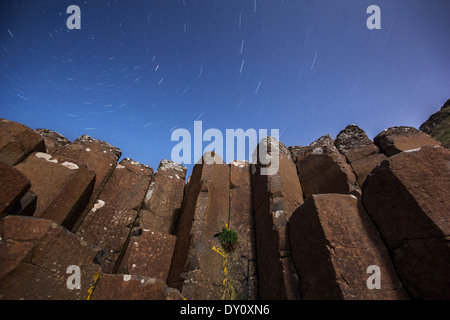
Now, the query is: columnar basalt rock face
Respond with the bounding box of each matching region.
[288,194,408,300]
[0,110,449,300]
[0,119,46,166]
[139,159,186,234]
[118,228,177,282]
[374,126,441,157]
[90,274,183,300]
[168,152,230,300]
[53,135,122,232]
[295,135,360,198]
[228,160,258,300]
[252,137,303,300]
[0,161,31,218]
[0,216,104,300]
[14,152,96,230]
[34,129,71,155]
[362,146,450,299]
[335,125,387,187]
[76,158,153,273]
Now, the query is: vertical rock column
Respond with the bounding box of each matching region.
[251,137,303,300]
[295,135,360,198]
[117,159,186,283]
[168,152,230,300]
[362,146,450,299]
[288,194,408,300]
[140,159,187,234]
[227,160,257,300]
[76,158,153,273]
[53,135,122,232]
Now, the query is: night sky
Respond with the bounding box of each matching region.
[1,0,449,176]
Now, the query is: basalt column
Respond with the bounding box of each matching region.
[251,137,303,300]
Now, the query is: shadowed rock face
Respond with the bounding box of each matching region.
[420,99,450,149]
[167,151,230,300]
[289,194,408,300]
[362,146,450,299]
[252,137,303,300]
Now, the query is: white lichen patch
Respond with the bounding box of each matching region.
[35,152,58,163]
[86,148,91,152]
[404,147,421,153]
[123,274,132,281]
[311,147,323,155]
[144,181,155,202]
[275,210,284,218]
[61,161,79,170]
[158,159,186,173]
[116,164,125,169]
[92,199,105,213]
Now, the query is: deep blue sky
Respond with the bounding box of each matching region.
[1,0,449,176]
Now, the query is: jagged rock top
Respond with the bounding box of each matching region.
[157,159,187,179]
[335,125,373,152]
[34,129,71,146]
[256,136,292,160]
[74,135,122,160]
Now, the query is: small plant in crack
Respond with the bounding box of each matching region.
[218,226,238,252]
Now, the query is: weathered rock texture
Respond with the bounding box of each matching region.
[374,126,440,157]
[139,159,186,234]
[15,152,95,230]
[289,194,408,300]
[0,216,104,300]
[76,158,153,273]
[362,146,450,299]
[335,125,387,186]
[0,119,46,166]
[252,137,303,300]
[90,273,183,300]
[53,135,122,232]
[34,129,71,155]
[228,160,257,300]
[294,135,360,197]
[168,152,230,300]
[420,99,450,148]
[0,105,449,300]
[0,161,31,218]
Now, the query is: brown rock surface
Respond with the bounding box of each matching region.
[362,145,450,299]
[118,228,176,282]
[228,160,257,300]
[289,194,408,300]
[76,158,153,273]
[140,159,186,234]
[335,125,380,162]
[0,216,104,300]
[34,129,71,155]
[0,119,46,166]
[0,161,31,218]
[334,125,387,186]
[296,135,360,197]
[374,126,440,157]
[90,273,183,300]
[167,152,229,300]
[14,152,95,229]
[252,137,303,299]
[53,135,122,232]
